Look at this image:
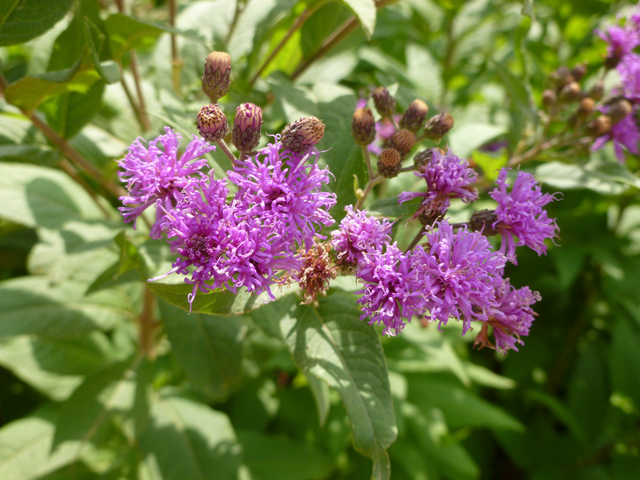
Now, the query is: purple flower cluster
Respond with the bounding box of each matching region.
[331,205,392,266]
[119,129,336,310]
[398,148,478,219]
[490,168,559,264]
[595,10,640,161]
[119,127,214,238]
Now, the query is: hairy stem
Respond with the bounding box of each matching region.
[129,52,152,131]
[168,0,183,94]
[354,175,385,210]
[406,224,427,251]
[224,0,243,46]
[216,139,239,167]
[138,287,159,359]
[362,145,374,180]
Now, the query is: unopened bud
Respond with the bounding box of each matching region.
[605,48,623,70]
[589,81,604,101]
[387,129,416,156]
[586,115,612,137]
[377,148,402,178]
[542,89,557,108]
[197,104,229,142]
[571,63,587,82]
[400,99,429,133]
[232,103,262,152]
[413,148,443,170]
[608,99,633,124]
[550,66,573,88]
[202,52,232,102]
[281,116,325,153]
[352,108,376,146]
[469,210,498,236]
[424,112,454,137]
[372,86,396,118]
[577,97,595,118]
[559,82,581,103]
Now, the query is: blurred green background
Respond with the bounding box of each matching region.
[1,0,640,479]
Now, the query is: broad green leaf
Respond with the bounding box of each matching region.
[0,332,115,401]
[160,301,247,401]
[405,43,443,102]
[0,404,81,480]
[53,360,138,450]
[610,320,640,413]
[252,293,397,480]
[471,149,508,181]
[464,363,516,390]
[147,281,299,316]
[138,393,242,480]
[0,0,74,46]
[340,0,376,39]
[0,144,60,166]
[0,276,135,338]
[304,370,331,427]
[84,18,120,84]
[448,123,506,158]
[300,2,351,58]
[3,63,101,114]
[0,163,105,229]
[407,373,524,431]
[237,430,334,480]
[534,161,628,195]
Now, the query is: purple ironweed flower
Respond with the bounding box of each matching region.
[593,110,640,162]
[411,221,506,334]
[489,168,559,263]
[598,24,640,61]
[228,136,336,250]
[151,175,300,311]
[356,243,427,336]
[474,278,541,353]
[398,148,478,219]
[119,127,214,238]
[331,205,392,266]
[617,52,640,101]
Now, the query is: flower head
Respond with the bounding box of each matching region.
[398,148,478,219]
[490,168,559,263]
[297,243,337,305]
[228,136,336,250]
[356,243,426,336]
[593,111,640,162]
[118,127,214,237]
[331,206,392,267]
[474,278,540,353]
[411,221,506,334]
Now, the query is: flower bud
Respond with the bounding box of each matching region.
[589,81,604,101]
[550,66,573,88]
[577,97,595,118]
[424,112,454,137]
[281,116,325,153]
[608,99,633,124]
[352,108,376,146]
[202,51,232,102]
[232,103,262,152]
[559,82,581,103]
[413,148,443,170]
[377,148,402,178]
[196,104,229,143]
[400,99,429,133]
[542,89,556,109]
[571,63,587,82]
[387,129,416,156]
[372,86,396,118]
[469,210,498,236]
[605,48,623,70]
[586,115,612,137]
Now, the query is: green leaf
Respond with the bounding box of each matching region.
[0,332,115,401]
[252,293,397,480]
[407,373,524,431]
[448,123,506,158]
[160,301,247,401]
[0,404,82,480]
[0,0,75,46]
[305,370,331,427]
[84,18,121,84]
[610,320,640,413]
[0,163,105,229]
[0,144,60,166]
[340,0,376,39]
[147,281,299,316]
[52,359,138,449]
[3,62,101,114]
[237,430,334,480]
[534,161,628,195]
[138,393,242,480]
[0,276,134,338]
[405,43,443,102]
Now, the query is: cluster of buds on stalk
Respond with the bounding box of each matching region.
[351,86,455,181]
